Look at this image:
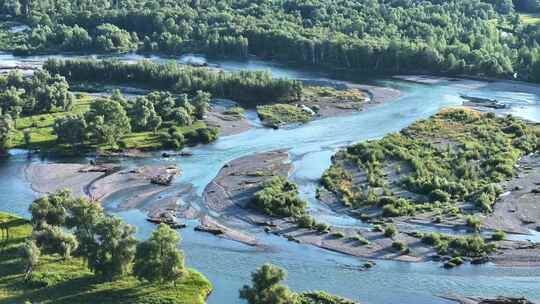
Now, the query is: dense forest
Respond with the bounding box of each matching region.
[3,0,540,81]
[44,59,302,104]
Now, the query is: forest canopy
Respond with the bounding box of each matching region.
[3,0,540,81]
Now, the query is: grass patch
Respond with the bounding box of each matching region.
[303,86,368,103]
[0,212,212,304]
[257,104,313,128]
[222,106,245,118]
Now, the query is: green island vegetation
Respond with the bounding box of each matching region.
[322,108,540,220]
[222,106,245,119]
[256,86,369,127]
[0,70,221,154]
[240,263,356,304]
[0,191,212,304]
[251,176,330,234]
[303,87,367,103]
[256,103,313,128]
[3,0,540,82]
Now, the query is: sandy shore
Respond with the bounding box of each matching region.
[26,163,180,210]
[202,150,432,261]
[302,84,402,120]
[25,163,116,198]
[205,105,253,136]
[198,146,540,266]
[485,154,540,234]
[200,150,292,244]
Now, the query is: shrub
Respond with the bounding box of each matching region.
[356,235,370,245]
[372,225,383,232]
[430,189,451,202]
[466,215,483,232]
[296,214,315,229]
[384,224,397,238]
[392,241,409,254]
[315,222,330,233]
[444,256,464,268]
[363,261,375,268]
[491,229,506,241]
[251,176,307,218]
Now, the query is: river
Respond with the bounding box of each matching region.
[1,52,540,304]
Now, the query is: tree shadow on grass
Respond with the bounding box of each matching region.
[0,274,177,304]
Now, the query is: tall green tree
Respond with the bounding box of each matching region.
[28,190,71,228]
[192,90,211,120]
[32,224,78,259]
[239,264,298,304]
[84,215,137,280]
[133,224,185,283]
[53,115,87,146]
[65,197,105,263]
[0,114,13,156]
[85,97,131,146]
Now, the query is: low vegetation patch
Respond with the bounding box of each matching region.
[251,176,307,218]
[257,104,313,128]
[303,86,368,104]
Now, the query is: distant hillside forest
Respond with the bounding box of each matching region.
[3,0,540,81]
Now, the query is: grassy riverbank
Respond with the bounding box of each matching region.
[6,94,214,154]
[0,212,212,304]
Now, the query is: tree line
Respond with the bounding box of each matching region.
[4,0,540,81]
[44,59,302,104]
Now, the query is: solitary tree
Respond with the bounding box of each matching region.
[53,115,87,146]
[133,224,185,283]
[239,264,297,304]
[65,197,104,263]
